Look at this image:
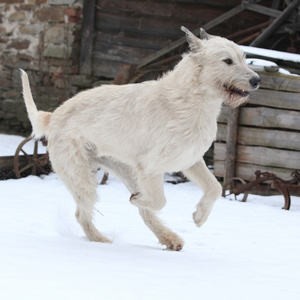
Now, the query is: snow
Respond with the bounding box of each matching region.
[1,135,300,300]
[241,45,300,76]
[241,45,300,63]
[0,134,46,156]
[246,58,297,75]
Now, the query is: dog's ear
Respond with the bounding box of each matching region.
[199,28,212,40]
[181,26,203,53]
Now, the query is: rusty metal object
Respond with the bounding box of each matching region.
[222,170,300,210]
[13,137,51,178]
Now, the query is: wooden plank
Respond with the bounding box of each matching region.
[215,142,300,170]
[80,0,95,75]
[253,72,300,93]
[94,42,154,63]
[96,0,228,22]
[217,124,300,151]
[239,106,300,130]
[95,11,192,39]
[94,32,172,51]
[214,160,296,180]
[249,89,300,110]
[242,2,281,18]
[218,106,300,131]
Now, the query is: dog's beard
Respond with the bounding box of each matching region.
[222,83,250,108]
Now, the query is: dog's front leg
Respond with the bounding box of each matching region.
[184,158,222,227]
[130,173,166,211]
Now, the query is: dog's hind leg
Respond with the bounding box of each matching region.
[129,172,167,211]
[138,208,184,251]
[98,159,184,250]
[184,158,222,227]
[100,158,167,211]
[49,140,112,243]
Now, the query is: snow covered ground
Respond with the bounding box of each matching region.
[1,134,300,300]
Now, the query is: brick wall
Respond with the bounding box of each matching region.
[0,0,87,136]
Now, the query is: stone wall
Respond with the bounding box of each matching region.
[0,0,90,136]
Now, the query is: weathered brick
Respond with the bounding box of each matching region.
[8,11,26,22]
[65,8,77,17]
[2,99,24,112]
[44,25,64,44]
[1,112,15,120]
[0,27,6,35]
[34,7,64,23]
[28,0,47,4]
[16,4,36,11]
[69,75,92,88]
[68,16,81,23]
[48,0,77,5]
[0,77,14,88]
[7,39,30,50]
[19,24,42,35]
[43,44,71,59]
[0,0,24,3]
[2,90,20,99]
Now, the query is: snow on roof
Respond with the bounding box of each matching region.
[246,58,298,76]
[240,45,300,63]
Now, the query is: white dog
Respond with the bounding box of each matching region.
[21,27,260,250]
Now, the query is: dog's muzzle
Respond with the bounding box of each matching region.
[223,84,250,97]
[249,76,261,90]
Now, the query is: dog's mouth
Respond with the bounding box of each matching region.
[223,84,249,97]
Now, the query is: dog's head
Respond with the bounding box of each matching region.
[181,26,260,107]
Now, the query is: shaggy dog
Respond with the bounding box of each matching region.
[21,27,260,251]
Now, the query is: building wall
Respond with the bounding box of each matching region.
[0,0,84,136]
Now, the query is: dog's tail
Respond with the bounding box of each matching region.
[20,69,52,139]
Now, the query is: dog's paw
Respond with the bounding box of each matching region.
[193,206,209,227]
[87,230,113,244]
[160,233,184,251]
[165,241,184,251]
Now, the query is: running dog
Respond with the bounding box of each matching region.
[21,27,260,250]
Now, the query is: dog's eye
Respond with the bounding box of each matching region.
[224,58,233,65]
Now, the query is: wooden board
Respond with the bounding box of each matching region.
[256,72,300,93]
[217,124,300,151]
[93,0,269,78]
[214,142,300,170]
[218,106,300,130]
[214,160,296,181]
[249,89,300,111]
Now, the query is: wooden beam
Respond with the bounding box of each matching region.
[80,0,96,75]
[137,4,245,69]
[250,0,300,47]
[241,2,281,18]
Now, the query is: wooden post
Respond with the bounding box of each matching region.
[224,107,240,183]
[80,0,95,75]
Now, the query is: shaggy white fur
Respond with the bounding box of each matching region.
[21,27,260,251]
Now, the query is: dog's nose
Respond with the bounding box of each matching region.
[249,76,261,89]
